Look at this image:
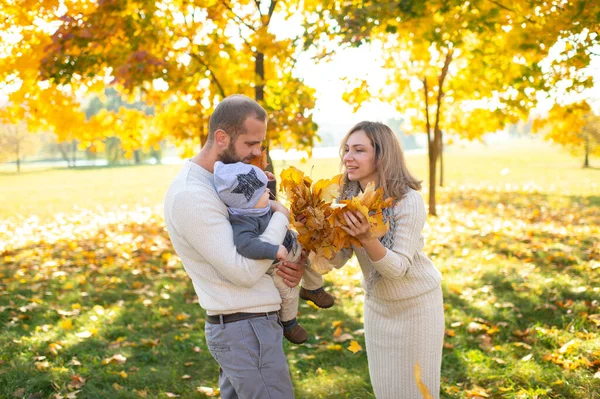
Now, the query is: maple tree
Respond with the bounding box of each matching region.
[0,0,318,169]
[533,101,600,168]
[302,0,600,215]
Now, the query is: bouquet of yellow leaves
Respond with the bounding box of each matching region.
[279,166,394,274]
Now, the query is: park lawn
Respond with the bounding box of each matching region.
[0,139,599,398]
[1,138,598,222]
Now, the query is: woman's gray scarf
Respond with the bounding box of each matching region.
[339,181,397,294]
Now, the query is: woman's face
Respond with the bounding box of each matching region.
[343,130,378,188]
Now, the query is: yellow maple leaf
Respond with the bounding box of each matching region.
[313,174,342,202]
[414,361,434,399]
[249,149,269,170]
[333,325,343,337]
[347,340,362,353]
[60,319,74,330]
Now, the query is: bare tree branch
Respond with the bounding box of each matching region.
[190,53,227,98]
[222,0,257,32]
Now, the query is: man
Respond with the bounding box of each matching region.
[164,95,306,398]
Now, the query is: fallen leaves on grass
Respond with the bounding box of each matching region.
[102,354,127,365]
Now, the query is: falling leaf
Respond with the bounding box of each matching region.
[347,340,362,353]
[135,390,148,398]
[164,393,180,398]
[521,353,533,361]
[414,361,434,399]
[181,375,191,380]
[112,383,123,391]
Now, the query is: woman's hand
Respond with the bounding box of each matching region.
[341,211,374,244]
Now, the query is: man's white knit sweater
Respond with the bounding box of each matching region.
[164,160,289,315]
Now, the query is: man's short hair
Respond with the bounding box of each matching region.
[207,95,267,144]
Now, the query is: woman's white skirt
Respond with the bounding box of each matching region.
[364,286,444,399]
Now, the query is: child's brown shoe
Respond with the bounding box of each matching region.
[300,287,335,309]
[283,323,308,344]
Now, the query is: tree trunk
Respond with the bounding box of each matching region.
[58,142,71,167]
[134,149,141,164]
[72,139,77,168]
[255,50,278,197]
[439,137,444,187]
[430,50,454,215]
[584,135,589,168]
[15,129,21,173]
[428,146,437,216]
[422,77,436,216]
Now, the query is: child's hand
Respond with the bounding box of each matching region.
[276,245,289,261]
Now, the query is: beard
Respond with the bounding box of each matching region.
[217,141,253,164]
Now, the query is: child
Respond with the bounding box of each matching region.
[213,161,309,344]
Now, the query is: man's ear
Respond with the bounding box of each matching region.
[214,129,230,148]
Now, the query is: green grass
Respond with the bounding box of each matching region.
[1,139,598,222]
[0,139,599,398]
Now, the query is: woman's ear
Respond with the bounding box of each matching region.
[214,129,230,149]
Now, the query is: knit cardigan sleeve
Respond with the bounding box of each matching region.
[369,190,426,279]
[171,190,288,288]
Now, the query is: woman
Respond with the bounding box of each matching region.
[320,121,444,398]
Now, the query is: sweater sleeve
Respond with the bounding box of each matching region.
[232,218,279,260]
[329,247,353,269]
[369,191,426,280]
[172,190,288,287]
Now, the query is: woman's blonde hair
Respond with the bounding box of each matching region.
[340,121,422,199]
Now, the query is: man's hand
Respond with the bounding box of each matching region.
[270,200,290,220]
[276,253,306,287]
